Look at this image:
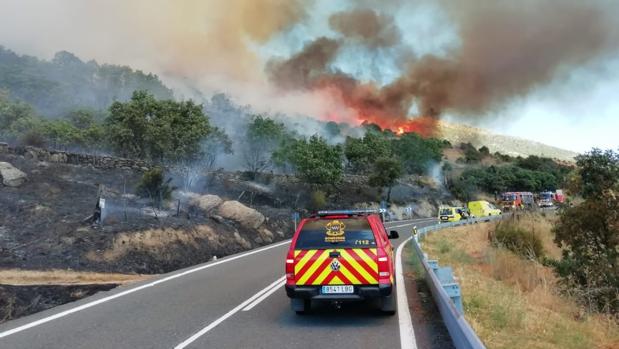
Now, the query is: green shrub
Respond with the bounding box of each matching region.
[136,167,173,208]
[493,221,545,260]
[438,239,452,253]
[19,129,47,147]
[309,190,327,211]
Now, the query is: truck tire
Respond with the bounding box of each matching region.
[291,298,311,315]
[380,293,396,315]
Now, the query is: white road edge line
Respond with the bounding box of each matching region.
[174,276,286,349]
[242,279,286,311]
[0,240,291,339]
[389,222,429,229]
[385,218,435,226]
[396,236,418,349]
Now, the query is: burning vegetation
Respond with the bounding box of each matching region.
[266,1,618,135]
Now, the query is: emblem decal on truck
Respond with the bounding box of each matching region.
[330,258,341,272]
[325,220,346,243]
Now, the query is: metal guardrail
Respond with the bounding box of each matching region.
[411,216,503,349]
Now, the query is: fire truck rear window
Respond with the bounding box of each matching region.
[295,218,377,249]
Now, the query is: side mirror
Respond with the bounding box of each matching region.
[388,230,399,239]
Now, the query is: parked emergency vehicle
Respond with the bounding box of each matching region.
[500,192,534,210]
[438,206,472,223]
[468,200,502,217]
[285,210,398,315]
[538,191,555,208]
[554,190,566,204]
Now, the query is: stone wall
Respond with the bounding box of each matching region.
[0,143,150,171]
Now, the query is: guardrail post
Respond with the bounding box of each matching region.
[434,266,464,314]
[442,283,463,314]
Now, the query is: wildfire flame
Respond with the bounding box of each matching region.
[370,116,439,137]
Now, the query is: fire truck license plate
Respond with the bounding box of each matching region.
[321,285,354,294]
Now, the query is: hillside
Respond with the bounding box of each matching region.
[0,47,173,117]
[437,121,578,162]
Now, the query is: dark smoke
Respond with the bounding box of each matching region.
[329,9,401,48]
[267,37,341,90]
[267,1,619,133]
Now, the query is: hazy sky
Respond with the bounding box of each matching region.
[0,0,618,153]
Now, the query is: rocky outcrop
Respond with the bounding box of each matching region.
[218,200,265,229]
[411,199,436,218]
[0,162,27,187]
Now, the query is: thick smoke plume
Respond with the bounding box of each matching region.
[1,0,618,136]
[329,8,401,48]
[268,1,619,134]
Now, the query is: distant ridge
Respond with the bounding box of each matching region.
[437,121,578,162]
[0,46,173,117]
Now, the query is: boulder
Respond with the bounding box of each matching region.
[24,146,49,162]
[233,232,252,249]
[50,152,68,163]
[218,200,265,229]
[0,162,27,187]
[191,194,224,213]
[258,227,274,243]
[0,142,8,154]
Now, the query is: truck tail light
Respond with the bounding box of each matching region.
[377,249,391,284]
[285,251,295,286]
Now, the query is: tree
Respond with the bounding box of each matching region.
[272,133,301,174]
[344,132,391,173]
[202,127,233,171]
[461,142,482,163]
[368,157,403,202]
[573,149,619,199]
[286,135,343,186]
[136,167,174,208]
[67,109,100,130]
[0,91,40,140]
[324,121,342,137]
[553,149,619,314]
[392,133,443,174]
[479,145,490,156]
[242,115,287,178]
[106,91,211,162]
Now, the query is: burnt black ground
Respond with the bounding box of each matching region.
[0,284,117,324]
[0,153,293,274]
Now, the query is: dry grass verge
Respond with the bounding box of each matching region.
[85,224,222,262]
[0,269,149,286]
[422,215,618,349]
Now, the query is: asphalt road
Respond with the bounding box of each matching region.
[0,217,449,349]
